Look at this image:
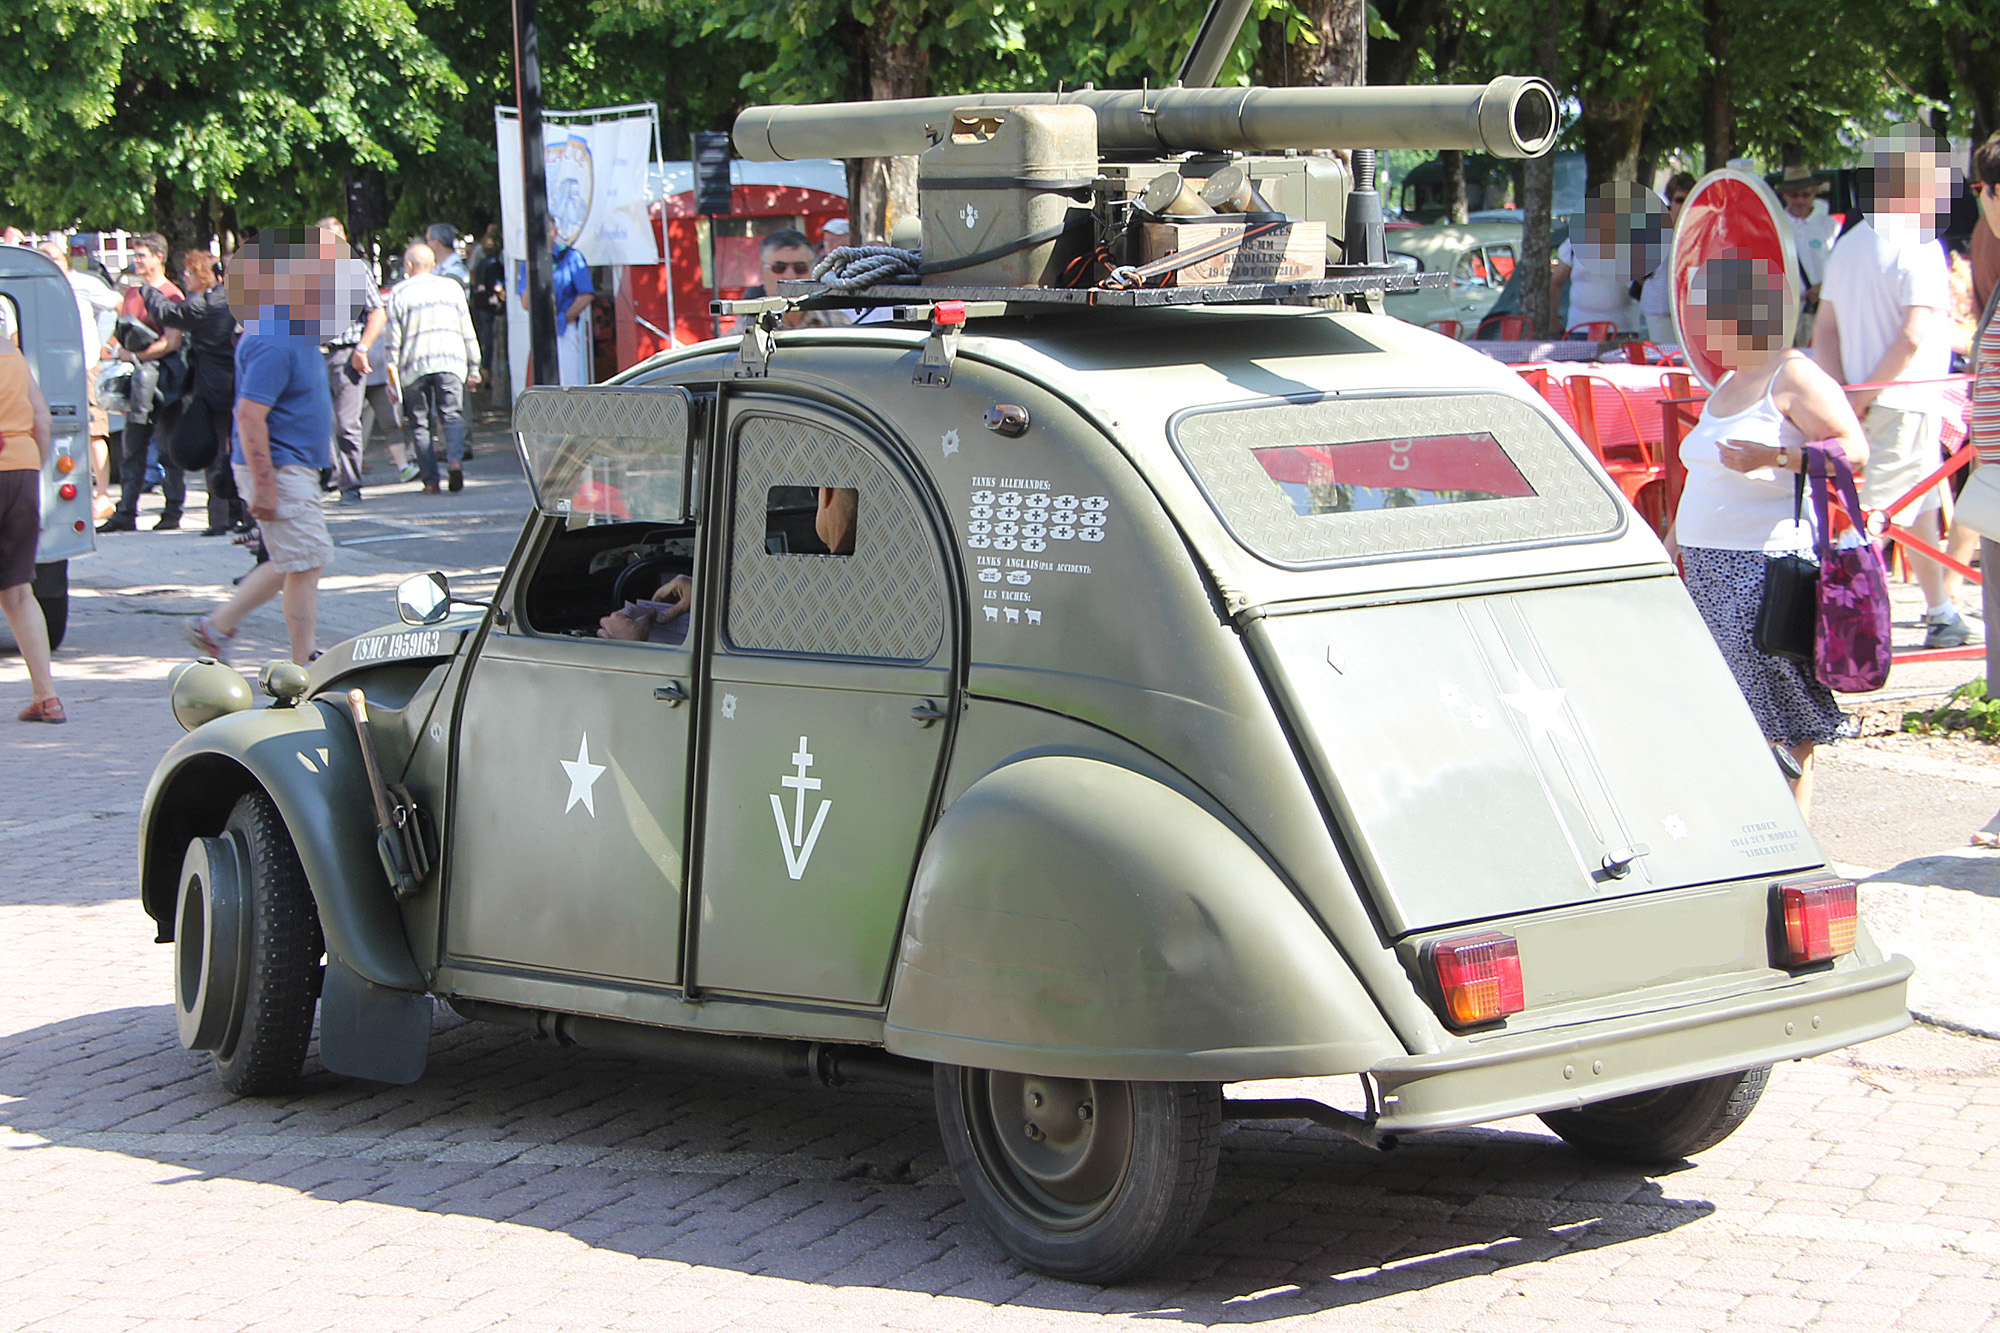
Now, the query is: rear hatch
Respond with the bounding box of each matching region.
[1172,387,1819,936]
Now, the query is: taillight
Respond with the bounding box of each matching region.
[55,455,75,474]
[1428,930,1524,1027]
[1776,878,1858,965]
[58,483,77,501]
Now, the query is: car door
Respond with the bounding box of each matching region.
[445,386,699,986]
[689,399,955,1006]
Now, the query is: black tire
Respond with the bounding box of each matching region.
[209,791,324,1095]
[934,1065,1221,1283]
[1539,1066,1770,1164]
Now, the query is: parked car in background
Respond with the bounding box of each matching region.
[1383,220,1522,335]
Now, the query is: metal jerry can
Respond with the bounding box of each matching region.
[918,104,1097,288]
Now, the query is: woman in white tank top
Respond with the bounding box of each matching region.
[1667,250,1868,816]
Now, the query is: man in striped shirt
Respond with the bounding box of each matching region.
[384,241,482,494]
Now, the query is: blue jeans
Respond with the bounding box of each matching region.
[401,372,466,487]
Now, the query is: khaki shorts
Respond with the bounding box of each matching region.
[1857,405,1943,516]
[234,463,333,574]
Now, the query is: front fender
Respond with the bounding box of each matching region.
[139,699,424,990]
[884,754,1402,1081]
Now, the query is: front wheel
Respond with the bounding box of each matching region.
[1539,1066,1770,1164]
[934,1065,1221,1283]
[173,790,324,1095]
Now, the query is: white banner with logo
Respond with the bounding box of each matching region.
[496,104,662,396]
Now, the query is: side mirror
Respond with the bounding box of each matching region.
[397,571,452,626]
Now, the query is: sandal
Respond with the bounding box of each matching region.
[17,697,65,723]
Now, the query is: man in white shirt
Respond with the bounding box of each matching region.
[1779,167,1841,345]
[1814,131,1965,647]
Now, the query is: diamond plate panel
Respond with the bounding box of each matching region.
[514,386,691,522]
[727,415,944,662]
[1172,393,1621,566]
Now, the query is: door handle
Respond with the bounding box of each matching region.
[654,680,689,706]
[909,698,948,726]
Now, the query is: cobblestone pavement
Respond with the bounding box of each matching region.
[4,433,1998,1330]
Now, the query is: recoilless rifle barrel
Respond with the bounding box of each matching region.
[734,77,1557,163]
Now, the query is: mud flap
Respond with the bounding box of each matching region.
[318,953,431,1085]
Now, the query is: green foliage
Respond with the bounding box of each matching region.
[1902,678,2000,742]
[0,0,460,232]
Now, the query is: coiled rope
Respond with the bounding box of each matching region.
[812,246,922,291]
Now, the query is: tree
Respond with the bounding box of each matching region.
[0,0,460,248]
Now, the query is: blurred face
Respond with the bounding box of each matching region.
[762,244,814,289]
[1686,253,1787,371]
[1870,148,1950,239]
[1668,188,1691,226]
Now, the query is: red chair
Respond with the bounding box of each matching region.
[1622,341,1688,368]
[1478,314,1533,340]
[1424,319,1466,339]
[1566,373,1667,532]
[1567,321,1619,341]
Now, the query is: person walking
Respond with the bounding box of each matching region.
[1813,129,1967,649]
[1,335,61,722]
[1666,249,1869,816]
[428,223,472,292]
[184,227,339,667]
[99,233,187,532]
[142,250,242,535]
[384,241,481,494]
[314,217,386,505]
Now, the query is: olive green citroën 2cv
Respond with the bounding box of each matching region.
[140,2,1911,1285]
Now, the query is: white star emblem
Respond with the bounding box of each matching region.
[721,694,738,719]
[1499,685,1574,747]
[942,429,960,456]
[559,734,607,817]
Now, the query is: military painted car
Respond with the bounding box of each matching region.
[140,37,1909,1282]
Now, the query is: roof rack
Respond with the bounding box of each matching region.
[764,265,1446,311]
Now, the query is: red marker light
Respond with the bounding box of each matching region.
[58,483,76,501]
[1428,931,1525,1027]
[1775,878,1858,965]
[934,300,968,327]
[73,519,86,533]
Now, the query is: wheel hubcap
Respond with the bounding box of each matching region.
[173,834,249,1053]
[967,1070,1134,1229]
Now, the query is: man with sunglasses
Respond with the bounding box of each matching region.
[733,229,848,331]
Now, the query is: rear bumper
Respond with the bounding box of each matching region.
[1369,954,1913,1134]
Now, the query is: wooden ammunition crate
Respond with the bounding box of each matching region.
[1139,218,1327,286]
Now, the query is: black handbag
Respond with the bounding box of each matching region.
[1754,468,1819,665]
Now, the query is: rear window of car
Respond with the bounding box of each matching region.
[1170,392,1621,566]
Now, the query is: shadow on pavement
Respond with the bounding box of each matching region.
[1864,852,2000,897]
[0,1003,1713,1317]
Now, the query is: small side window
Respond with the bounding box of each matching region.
[764,485,857,556]
[1486,245,1517,280]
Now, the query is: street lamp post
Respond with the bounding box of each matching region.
[512,0,560,387]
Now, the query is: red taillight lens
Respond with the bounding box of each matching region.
[1429,931,1525,1027]
[1777,879,1858,965]
[58,483,76,501]
[73,519,86,533]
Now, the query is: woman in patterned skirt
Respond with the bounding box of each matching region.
[1665,248,1868,818]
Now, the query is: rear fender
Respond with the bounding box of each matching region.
[884,754,1402,1081]
[139,699,424,990]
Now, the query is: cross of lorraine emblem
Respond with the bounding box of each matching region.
[770,736,832,881]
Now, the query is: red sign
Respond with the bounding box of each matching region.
[1670,170,1800,389]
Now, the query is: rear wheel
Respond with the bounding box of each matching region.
[173,791,323,1095]
[934,1065,1221,1283]
[1539,1066,1770,1164]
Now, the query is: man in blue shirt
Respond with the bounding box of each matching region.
[186,226,340,665]
[517,216,595,384]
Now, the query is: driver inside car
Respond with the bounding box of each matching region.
[596,486,858,643]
